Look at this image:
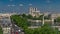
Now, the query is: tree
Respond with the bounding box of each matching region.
[27,14,33,19]
[0,26,3,34]
[44,15,51,20]
[22,14,27,18]
[11,15,59,34]
[11,15,28,29]
[56,17,60,22]
[32,15,43,20]
[24,29,34,34]
[39,15,43,20]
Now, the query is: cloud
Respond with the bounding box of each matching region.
[8,5,11,6]
[8,5,16,6]
[12,5,16,6]
[29,4,32,6]
[19,4,23,6]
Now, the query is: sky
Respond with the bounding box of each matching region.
[0,0,60,13]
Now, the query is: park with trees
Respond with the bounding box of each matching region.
[11,14,60,34]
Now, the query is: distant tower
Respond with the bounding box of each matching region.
[29,7,38,14]
[34,8,37,11]
[29,7,33,14]
[29,7,40,17]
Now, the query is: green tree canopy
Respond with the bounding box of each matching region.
[56,17,60,22]
[21,14,27,18]
[11,15,28,29]
[11,15,59,34]
[0,26,3,34]
[27,14,33,19]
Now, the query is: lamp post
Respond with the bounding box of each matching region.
[42,13,44,26]
[51,15,54,26]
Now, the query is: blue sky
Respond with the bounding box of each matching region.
[0,0,60,13]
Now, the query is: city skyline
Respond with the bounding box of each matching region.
[0,0,60,13]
